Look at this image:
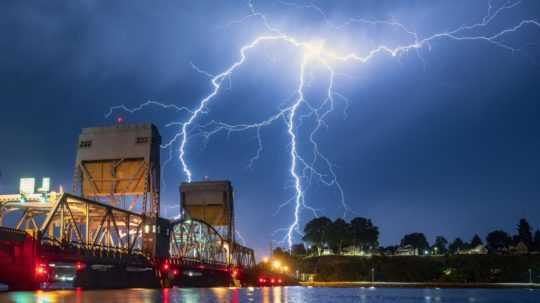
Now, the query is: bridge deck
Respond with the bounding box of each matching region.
[0,193,255,290]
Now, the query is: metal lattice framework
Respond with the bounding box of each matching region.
[231,243,256,269]
[0,192,61,232]
[169,218,228,265]
[169,218,255,268]
[40,193,146,257]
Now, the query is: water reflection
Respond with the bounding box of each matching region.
[1,287,539,303]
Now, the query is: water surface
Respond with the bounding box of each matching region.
[1,286,539,303]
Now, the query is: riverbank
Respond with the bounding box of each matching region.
[299,255,540,283]
[300,281,540,289]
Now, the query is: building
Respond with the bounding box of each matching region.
[509,241,529,255]
[395,245,418,256]
[457,244,488,255]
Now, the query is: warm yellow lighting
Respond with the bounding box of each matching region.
[262,256,269,263]
[272,260,281,269]
[283,266,289,272]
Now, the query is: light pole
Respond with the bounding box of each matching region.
[371,267,375,284]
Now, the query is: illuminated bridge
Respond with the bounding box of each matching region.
[0,124,255,290]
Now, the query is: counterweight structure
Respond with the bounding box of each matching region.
[180,181,234,245]
[73,124,161,217]
[72,124,163,256]
[174,181,255,268]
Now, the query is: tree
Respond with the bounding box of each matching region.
[400,233,429,254]
[326,218,351,254]
[486,230,512,252]
[433,236,448,254]
[517,218,533,248]
[448,238,465,254]
[273,247,288,258]
[470,234,483,247]
[302,217,332,255]
[534,230,540,252]
[349,217,379,251]
[291,243,307,256]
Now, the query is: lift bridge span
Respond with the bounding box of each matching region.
[0,124,255,290]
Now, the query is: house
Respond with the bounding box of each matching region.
[395,245,418,256]
[458,244,488,255]
[342,245,377,257]
[509,241,528,255]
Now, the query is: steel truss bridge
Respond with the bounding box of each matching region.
[0,193,255,290]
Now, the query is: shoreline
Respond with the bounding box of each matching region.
[300,281,540,289]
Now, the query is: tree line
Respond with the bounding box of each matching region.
[301,217,379,255]
[297,217,540,256]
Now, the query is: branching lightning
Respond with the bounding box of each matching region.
[107,0,539,249]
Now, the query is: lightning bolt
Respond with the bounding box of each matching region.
[108,0,539,249]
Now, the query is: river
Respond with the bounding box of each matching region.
[1,286,539,303]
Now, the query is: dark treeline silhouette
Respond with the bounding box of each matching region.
[301,217,379,255]
[296,217,540,256]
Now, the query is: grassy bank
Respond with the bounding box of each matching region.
[299,255,540,283]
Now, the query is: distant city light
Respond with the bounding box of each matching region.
[19,178,35,195]
[38,177,50,193]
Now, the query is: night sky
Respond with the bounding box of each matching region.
[1,1,540,257]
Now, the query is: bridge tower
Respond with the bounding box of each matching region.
[180,181,235,246]
[169,181,255,270]
[73,123,162,255]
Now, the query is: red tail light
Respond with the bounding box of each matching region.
[172,269,179,276]
[278,279,283,283]
[162,263,169,271]
[270,278,275,284]
[75,262,85,271]
[35,263,48,276]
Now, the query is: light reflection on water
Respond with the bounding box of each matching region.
[1,287,539,303]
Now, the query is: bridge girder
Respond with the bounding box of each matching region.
[40,193,146,257]
[169,218,255,269]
